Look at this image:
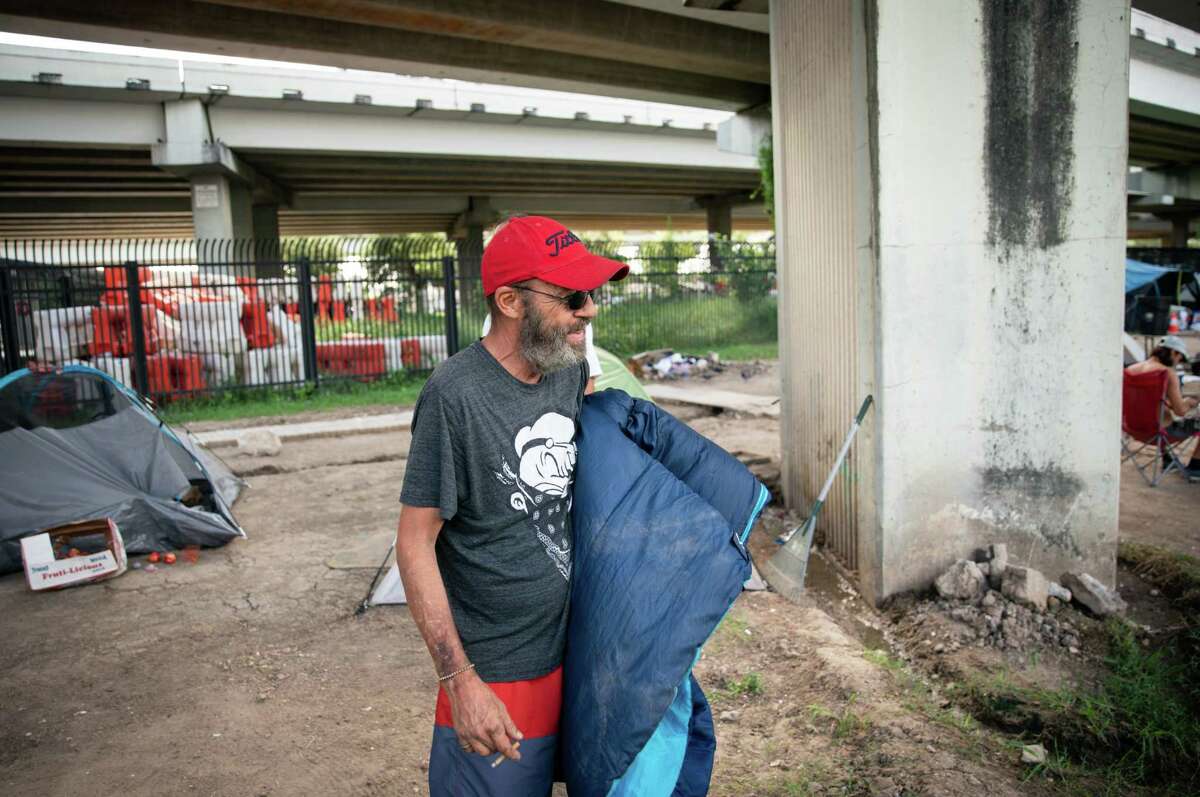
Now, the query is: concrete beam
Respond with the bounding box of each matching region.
[152,100,258,183]
[0,0,767,110]
[718,109,772,156]
[0,196,191,214]
[0,193,767,218]
[0,96,163,146]
[205,0,769,83]
[208,106,757,170]
[1127,167,1200,202]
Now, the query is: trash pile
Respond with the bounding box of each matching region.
[890,544,1127,656]
[629,349,724,381]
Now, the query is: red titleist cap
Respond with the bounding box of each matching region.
[482,215,629,297]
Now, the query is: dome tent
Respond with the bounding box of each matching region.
[0,364,244,574]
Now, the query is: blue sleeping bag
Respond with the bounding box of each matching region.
[564,390,770,796]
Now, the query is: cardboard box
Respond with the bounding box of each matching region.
[21,519,127,591]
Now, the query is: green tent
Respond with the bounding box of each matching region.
[594,347,652,402]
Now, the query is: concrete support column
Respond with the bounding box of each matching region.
[1169,214,1194,248]
[252,204,283,278]
[154,99,271,271]
[769,0,1127,602]
[705,197,733,270]
[190,174,253,242]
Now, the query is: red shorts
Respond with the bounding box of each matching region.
[429,666,561,797]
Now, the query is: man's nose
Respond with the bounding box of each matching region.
[575,294,598,319]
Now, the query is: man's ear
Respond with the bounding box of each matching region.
[493,286,524,320]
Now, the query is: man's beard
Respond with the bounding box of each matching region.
[519,299,587,375]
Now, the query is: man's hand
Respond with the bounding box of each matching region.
[445,671,524,761]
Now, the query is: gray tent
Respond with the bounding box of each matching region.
[0,364,244,574]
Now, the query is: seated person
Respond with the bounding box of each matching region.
[1125,335,1200,476]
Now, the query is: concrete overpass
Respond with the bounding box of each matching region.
[0,44,768,239]
[1,0,1199,603]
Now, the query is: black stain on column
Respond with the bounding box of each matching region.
[982,0,1080,252]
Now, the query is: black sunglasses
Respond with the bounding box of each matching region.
[514,285,596,311]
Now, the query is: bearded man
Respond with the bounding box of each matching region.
[396,215,628,796]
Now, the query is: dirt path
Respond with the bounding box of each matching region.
[3,365,1189,796]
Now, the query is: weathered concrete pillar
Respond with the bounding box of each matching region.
[770,0,1127,602]
[190,174,253,242]
[153,99,264,269]
[705,196,733,270]
[706,198,733,239]
[1169,214,1194,248]
[252,203,283,278]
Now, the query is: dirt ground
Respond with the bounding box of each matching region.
[1,365,1196,796]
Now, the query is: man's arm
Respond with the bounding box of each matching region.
[396,504,523,760]
[1165,372,1199,417]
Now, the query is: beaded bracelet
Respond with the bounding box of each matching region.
[437,662,476,682]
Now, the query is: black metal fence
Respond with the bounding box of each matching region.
[0,237,777,402]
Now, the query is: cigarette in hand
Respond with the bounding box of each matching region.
[490,741,520,768]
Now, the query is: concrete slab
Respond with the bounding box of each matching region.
[193,411,413,448]
[644,383,780,417]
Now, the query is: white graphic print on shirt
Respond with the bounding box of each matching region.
[493,411,576,581]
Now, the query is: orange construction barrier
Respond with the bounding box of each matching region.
[400,338,420,368]
[90,305,163,357]
[365,298,379,320]
[101,266,179,317]
[316,275,334,322]
[147,353,206,398]
[381,296,398,322]
[241,300,277,349]
[331,300,346,322]
[315,342,385,381]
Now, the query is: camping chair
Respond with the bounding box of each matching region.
[1121,369,1200,486]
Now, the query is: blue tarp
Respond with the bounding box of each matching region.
[1125,258,1177,294]
[565,389,769,796]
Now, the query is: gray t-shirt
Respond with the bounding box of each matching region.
[400,341,588,681]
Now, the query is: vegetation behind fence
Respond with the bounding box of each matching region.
[0,237,777,401]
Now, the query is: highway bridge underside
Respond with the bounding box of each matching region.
[0,145,768,239]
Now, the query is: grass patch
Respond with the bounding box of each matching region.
[751,764,871,797]
[159,372,427,425]
[597,294,777,359]
[960,621,1200,794]
[725,672,765,698]
[1119,541,1200,612]
[708,341,778,362]
[808,694,871,742]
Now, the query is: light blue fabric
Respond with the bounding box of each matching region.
[607,675,694,797]
[1126,258,1176,294]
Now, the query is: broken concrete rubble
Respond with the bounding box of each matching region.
[934,559,986,600]
[987,543,1008,589]
[1001,565,1049,611]
[238,429,283,457]
[1021,744,1047,765]
[1061,572,1127,617]
[1047,582,1072,603]
[897,591,1083,654]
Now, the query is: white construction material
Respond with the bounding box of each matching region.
[32,306,93,363]
[244,345,296,385]
[90,355,133,388]
[177,300,246,354]
[200,353,238,386]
